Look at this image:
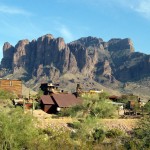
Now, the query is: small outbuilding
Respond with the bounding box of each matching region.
[40,95,56,113]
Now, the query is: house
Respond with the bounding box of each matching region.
[40,95,56,113]
[40,93,82,113]
[0,79,22,97]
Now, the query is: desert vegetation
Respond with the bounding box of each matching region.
[0,91,150,150]
[59,92,117,118]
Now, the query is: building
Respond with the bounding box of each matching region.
[40,95,56,113]
[0,79,22,97]
[40,83,59,95]
[40,93,82,113]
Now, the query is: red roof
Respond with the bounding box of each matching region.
[41,95,55,105]
[51,93,82,107]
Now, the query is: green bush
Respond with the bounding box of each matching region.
[34,102,41,109]
[106,129,123,138]
[92,128,105,142]
[59,93,117,119]
[144,101,150,114]
[0,89,17,100]
[0,108,39,150]
[67,122,81,129]
[90,100,117,118]
[123,117,150,150]
[58,105,83,117]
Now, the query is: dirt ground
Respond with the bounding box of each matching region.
[31,110,138,133]
[32,110,74,129]
[100,119,138,133]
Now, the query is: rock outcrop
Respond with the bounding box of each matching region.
[1,42,15,70]
[1,34,150,88]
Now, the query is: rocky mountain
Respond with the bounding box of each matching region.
[1,34,150,97]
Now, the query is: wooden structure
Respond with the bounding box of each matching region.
[40,93,82,113]
[40,95,56,113]
[40,83,59,95]
[109,95,119,102]
[0,79,22,97]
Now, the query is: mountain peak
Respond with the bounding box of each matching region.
[108,38,134,52]
[38,34,54,40]
[70,36,103,47]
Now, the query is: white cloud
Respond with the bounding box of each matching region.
[111,0,150,19]
[79,0,150,19]
[0,5,31,16]
[134,0,150,18]
[57,25,74,42]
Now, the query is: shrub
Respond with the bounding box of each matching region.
[144,101,150,114]
[58,105,83,117]
[34,102,41,109]
[58,93,117,119]
[0,108,39,150]
[123,117,150,150]
[106,129,123,138]
[90,100,117,118]
[0,89,17,100]
[67,122,81,129]
[92,128,105,142]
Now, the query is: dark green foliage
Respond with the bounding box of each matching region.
[123,117,150,150]
[90,100,116,118]
[67,122,81,129]
[42,128,84,150]
[59,93,117,118]
[58,105,83,117]
[92,128,105,142]
[117,94,138,106]
[82,93,116,118]
[34,101,41,109]
[144,101,150,114]
[106,129,123,138]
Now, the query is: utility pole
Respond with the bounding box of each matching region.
[32,98,34,115]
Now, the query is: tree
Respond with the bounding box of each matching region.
[0,89,17,100]
[144,101,150,115]
[0,108,39,149]
[124,117,150,150]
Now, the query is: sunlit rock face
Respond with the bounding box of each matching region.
[1,34,150,83]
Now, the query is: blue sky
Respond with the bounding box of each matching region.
[0,0,150,60]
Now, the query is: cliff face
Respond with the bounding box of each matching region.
[1,34,150,85]
[1,42,15,70]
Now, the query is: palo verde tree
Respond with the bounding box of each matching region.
[59,92,117,118]
[0,108,40,150]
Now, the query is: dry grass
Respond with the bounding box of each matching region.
[32,110,138,133]
[100,119,138,133]
[32,110,74,129]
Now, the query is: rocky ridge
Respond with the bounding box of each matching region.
[1,34,150,97]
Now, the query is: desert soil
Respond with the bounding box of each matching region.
[32,110,138,133]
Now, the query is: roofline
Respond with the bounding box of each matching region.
[0,79,22,81]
